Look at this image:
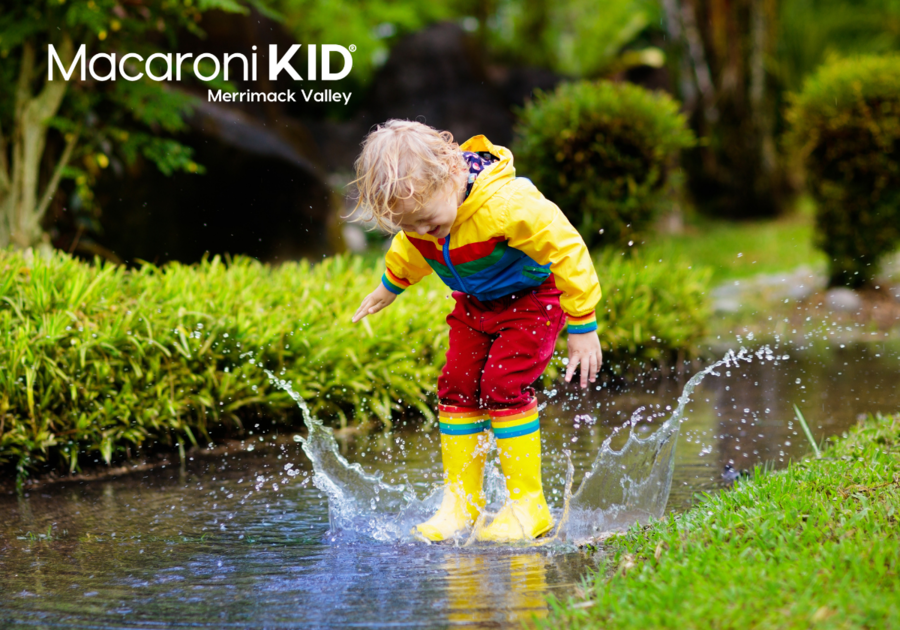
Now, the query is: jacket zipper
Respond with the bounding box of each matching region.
[443,235,468,293]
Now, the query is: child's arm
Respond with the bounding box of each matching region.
[504,182,603,388]
[352,283,397,322]
[351,230,433,323]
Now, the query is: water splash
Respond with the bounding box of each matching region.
[265,371,438,541]
[267,346,781,546]
[562,347,772,541]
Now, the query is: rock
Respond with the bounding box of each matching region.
[367,22,517,145]
[825,288,863,313]
[889,285,900,304]
[714,298,743,313]
[488,65,563,110]
[310,22,564,173]
[722,464,750,484]
[341,224,368,253]
[93,99,343,264]
[61,6,346,264]
[785,282,816,302]
[711,282,743,299]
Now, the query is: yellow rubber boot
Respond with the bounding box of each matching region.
[414,406,490,542]
[477,400,553,542]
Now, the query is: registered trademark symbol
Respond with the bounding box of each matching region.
[349,45,357,52]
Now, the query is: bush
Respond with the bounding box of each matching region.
[0,251,450,483]
[0,248,711,480]
[786,54,900,288]
[589,249,712,375]
[512,80,695,249]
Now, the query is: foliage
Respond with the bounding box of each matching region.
[513,80,695,249]
[265,0,663,84]
[542,412,900,628]
[658,0,788,220]
[267,0,460,85]
[786,54,900,288]
[658,0,900,220]
[0,250,450,481]
[588,249,712,375]
[775,0,900,94]
[485,0,663,78]
[0,0,261,247]
[0,248,711,479]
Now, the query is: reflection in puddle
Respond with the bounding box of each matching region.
[443,552,551,625]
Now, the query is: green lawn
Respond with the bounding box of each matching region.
[540,413,900,629]
[642,200,827,285]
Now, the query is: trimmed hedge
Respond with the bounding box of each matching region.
[0,251,448,483]
[786,54,900,288]
[590,249,712,375]
[513,80,695,249]
[0,248,711,480]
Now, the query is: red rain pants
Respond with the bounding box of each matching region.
[438,276,566,411]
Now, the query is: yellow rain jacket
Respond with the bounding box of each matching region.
[380,135,602,334]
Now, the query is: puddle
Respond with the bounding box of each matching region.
[1,342,898,628]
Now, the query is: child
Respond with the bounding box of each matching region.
[350,120,602,543]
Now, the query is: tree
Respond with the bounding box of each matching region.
[0,0,271,250]
[661,0,785,219]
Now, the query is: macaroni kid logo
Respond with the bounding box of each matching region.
[47,44,356,105]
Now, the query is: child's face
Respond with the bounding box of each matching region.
[393,173,465,240]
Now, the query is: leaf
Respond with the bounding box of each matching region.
[100,436,112,465]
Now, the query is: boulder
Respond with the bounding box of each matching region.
[825,287,863,313]
[80,6,345,264]
[94,94,343,265]
[366,22,514,145]
[889,284,900,304]
[310,23,564,173]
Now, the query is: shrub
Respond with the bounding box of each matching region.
[0,248,711,480]
[512,80,695,249]
[0,251,451,482]
[786,54,900,288]
[589,249,712,375]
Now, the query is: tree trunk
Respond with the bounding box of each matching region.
[671,0,785,219]
[0,34,75,250]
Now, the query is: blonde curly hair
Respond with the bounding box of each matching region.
[349,120,467,232]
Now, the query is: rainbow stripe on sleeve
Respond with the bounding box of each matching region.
[566,311,597,334]
[438,405,491,436]
[490,399,539,439]
[381,269,411,295]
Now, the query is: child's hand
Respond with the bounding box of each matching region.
[565,331,603,389]
[352,283,397,322]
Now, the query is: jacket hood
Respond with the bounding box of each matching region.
[454,135,516,226]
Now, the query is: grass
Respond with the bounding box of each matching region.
[1,247,711,481]
[541,412,900,629]
[0,250,451,483]
[793,404,821,458]
[643,199,827,285]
